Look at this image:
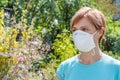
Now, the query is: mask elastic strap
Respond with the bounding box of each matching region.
[91,49,96,56]
[94,31,97,35]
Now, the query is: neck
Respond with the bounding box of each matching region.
[78,47,103,65]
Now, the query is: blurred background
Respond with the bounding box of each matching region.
[0,0,120,80]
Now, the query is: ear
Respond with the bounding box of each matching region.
[98,28,104,38]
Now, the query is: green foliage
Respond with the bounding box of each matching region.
[3,0,97,43]
[51,29,77,64]
[102,16,120,54]
[0,0,8,10]
[104,51,120,60]
[94,0,116,14]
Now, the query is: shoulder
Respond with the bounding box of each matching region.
[102,53,120,66]
[60,55,77,67]
[56,55,78,79]
[57,55,78,71]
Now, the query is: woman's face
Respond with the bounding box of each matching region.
[72,17,102,44]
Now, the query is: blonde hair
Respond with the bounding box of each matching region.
[71,7,106,41]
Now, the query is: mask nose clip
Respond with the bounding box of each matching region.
[92,31,98,36]
[74,33,78,36]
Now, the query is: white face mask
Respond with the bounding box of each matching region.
[72,30,97,52]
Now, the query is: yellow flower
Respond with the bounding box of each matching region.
[0,30,2,35]
[8,35,11,39]
[0,26,4,31]
[0,46,4,52]
[22,18,27,23]
[22,31,25,36]
[0,36,3,41]
[5,38,9,42]
[12,29,17,33]
[3,49,8,53]
[0,11,4,27]
[22,31,29,41]
[0,11,4,19]
[12,34,17,39]
[0,20,3,26]
[12,53,18,65]
[13,41,18,47]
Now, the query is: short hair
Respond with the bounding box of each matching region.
[71,7,106,42]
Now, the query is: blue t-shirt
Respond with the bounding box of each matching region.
[56,54,120,80]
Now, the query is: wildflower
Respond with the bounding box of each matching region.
[29,43,34,49]
[0,31,2,35]
[17,56,24,62]
[2,75,9,80]
[4,12,9,17]
[22,70,27,77]
[13,41,18,47]
[5,37,9,42]
[31,41,38,46]
[13,53,18,65]
[22,49,28,54]
[0,25,4,30]
[26,65,32,70]
[18,64,25,69]
[53,19,58,25]
[38,71,43,77]
[42,28,47,35]
[22,10,28,14]
[0,46,4,52]
[23,19,27,23]
[22,31,29,41]
[13,68,19,75]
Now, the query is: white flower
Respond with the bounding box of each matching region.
[22,49,28,54]
[31,41,38,45]
[53,19,58,25]
[4,12,9,17]
[18,64,25,69]
[42,28,47,34]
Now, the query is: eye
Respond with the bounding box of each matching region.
[71,27,77,32]
[81,28,88,31]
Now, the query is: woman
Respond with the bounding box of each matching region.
[56,7,120,80]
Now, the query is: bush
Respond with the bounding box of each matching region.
[0,11,18,78]
[102,16,120,54]
[52,29,77,64]
[0,9,39,79]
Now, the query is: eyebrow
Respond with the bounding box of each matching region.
[79,26,88,29]
[71,26,89,31]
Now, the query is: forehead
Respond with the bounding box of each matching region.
[72,17,95,29]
